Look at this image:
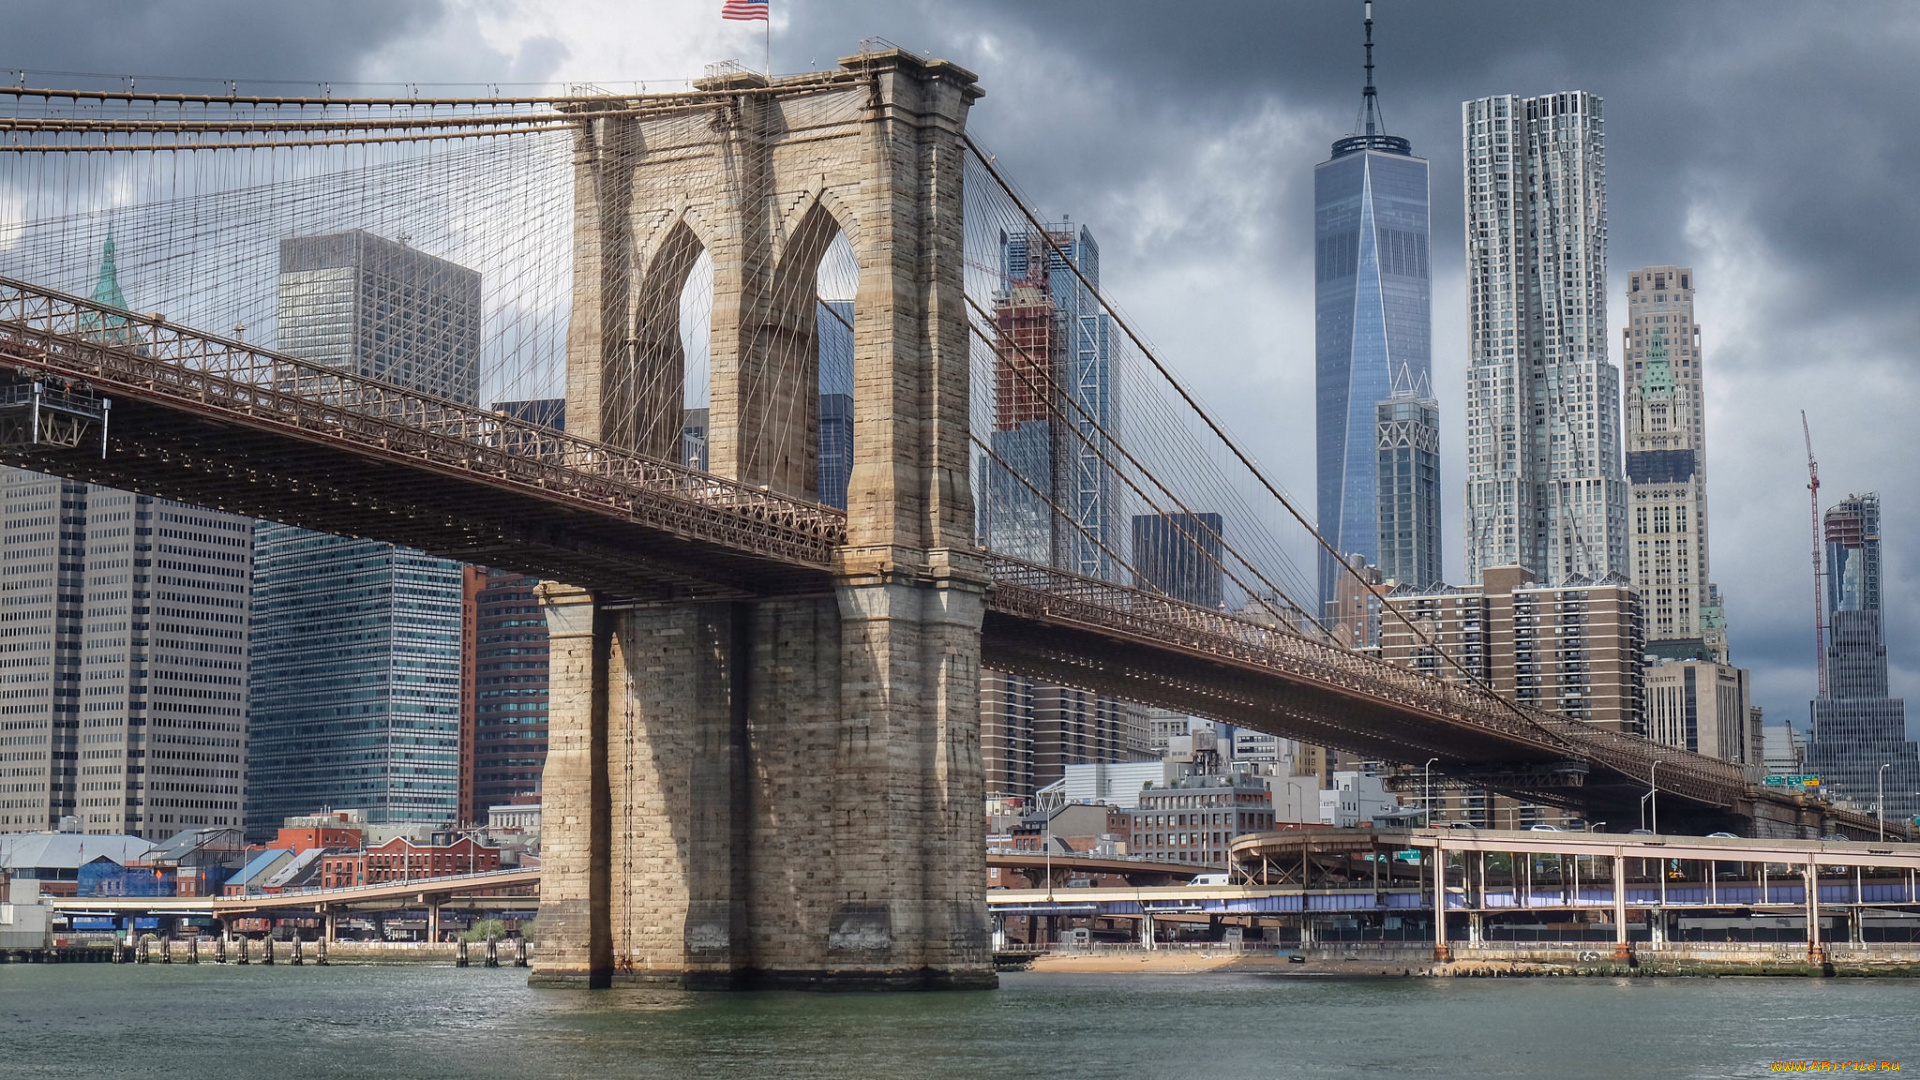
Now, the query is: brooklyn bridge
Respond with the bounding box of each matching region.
[0,47,1878,988]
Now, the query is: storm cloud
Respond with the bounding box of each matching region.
[7,0,1916,736]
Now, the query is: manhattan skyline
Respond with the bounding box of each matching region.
[5,0,1917,739]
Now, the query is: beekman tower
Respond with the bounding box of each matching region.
[1315,1,1434,611]
[1462,90,1627,586]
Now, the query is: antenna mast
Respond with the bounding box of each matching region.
[1803,410,1828,698]
[1362,0,1378,136]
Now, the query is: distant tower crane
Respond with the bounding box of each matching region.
[1803,411,1827,698]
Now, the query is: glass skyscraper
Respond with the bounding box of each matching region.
[248,231,479,839]
[1374,377,1441,589]
[817,299,855,510]
[978,221,1148,800]
[1131,512,1225,608]
[980,223,1115,579]
[1805,493,1918,824]
[1314,32,1431,612]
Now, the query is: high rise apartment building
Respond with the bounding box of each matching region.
[248,231,478,838]
[1381,566,1643,733]
[1314,17,1432,611]
[1805,493,1918,823]
[0,243,252,839]
[1623,266,1725,661]
[1462,91,1627,586]
[1379,565,1642,827]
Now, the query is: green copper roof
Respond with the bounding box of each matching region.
[77,229,138,346]
[90,229,128,310]
[1643,331,1673,399]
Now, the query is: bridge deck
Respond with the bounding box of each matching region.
[0,275,1893,833]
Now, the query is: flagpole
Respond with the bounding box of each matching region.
[765,14,772,81]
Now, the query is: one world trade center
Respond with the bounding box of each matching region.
[1314,1,1433,613]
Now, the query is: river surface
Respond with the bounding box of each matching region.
[2,965,1915,1078]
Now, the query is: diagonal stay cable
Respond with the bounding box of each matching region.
[961,294,1328,639]
[963,134,1551,745]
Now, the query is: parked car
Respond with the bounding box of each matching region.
[1528,824,1564,832]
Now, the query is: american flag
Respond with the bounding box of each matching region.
[721,0,768,20]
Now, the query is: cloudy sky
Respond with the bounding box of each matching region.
[10,0,1919,739]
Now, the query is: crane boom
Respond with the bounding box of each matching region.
[1803,411,1827,698]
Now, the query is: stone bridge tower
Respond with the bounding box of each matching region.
[534,51,991,988]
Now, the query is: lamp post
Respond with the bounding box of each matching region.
[1424,758,1439,828]
[1043,805,1053,900]
[1649,760,1665,836]
[1877,763,1892,841]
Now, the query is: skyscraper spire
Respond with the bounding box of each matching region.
[1363,0,1379,136]
[77,227,137,347]
[91,227,127,311]
[1332,1,1408,157]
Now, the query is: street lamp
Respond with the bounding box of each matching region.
[1424,758,1439,827]
[1043,805,1053,901]
[1649,760,1665,835]
[1877,763,1892,841]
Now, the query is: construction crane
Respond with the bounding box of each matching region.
[1803,411,1827,698]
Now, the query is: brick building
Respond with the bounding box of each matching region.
[1381,565,1643,734]
[1379,565,1644,827]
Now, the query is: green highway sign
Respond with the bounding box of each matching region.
[1761,774,1821,787]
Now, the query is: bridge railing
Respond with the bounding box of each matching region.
[0,275,1760,810]
[985,555,1750,806]
[0,276,847,566]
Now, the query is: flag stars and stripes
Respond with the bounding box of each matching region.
[722,0,768,21]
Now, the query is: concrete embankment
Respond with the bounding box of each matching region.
[306,942,464,965]
[1012,944,1920,978]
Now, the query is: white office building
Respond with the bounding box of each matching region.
[0,469,252,838]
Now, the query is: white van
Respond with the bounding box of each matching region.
[1187,872,1231,887]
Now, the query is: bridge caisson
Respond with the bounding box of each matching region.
[533,49,992,990]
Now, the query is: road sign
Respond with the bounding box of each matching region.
[1762,774,1821,787]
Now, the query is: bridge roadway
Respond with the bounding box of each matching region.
[0,276,1889,834]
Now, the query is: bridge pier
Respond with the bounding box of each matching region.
[533,49,990,990]
[535,578,990,989]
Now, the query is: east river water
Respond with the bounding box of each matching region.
[3,965,1916,1078]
